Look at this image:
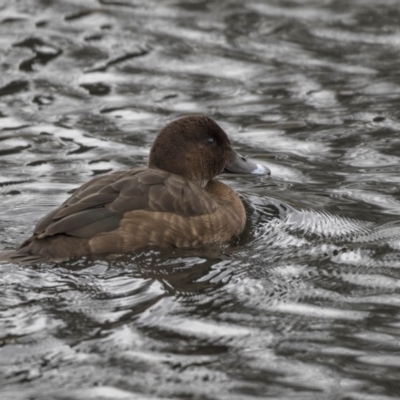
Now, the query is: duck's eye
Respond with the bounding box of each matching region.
[206,137,216,146]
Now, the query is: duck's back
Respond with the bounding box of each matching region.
[1,167,246,263]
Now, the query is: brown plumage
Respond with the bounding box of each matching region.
[0,115,269,263]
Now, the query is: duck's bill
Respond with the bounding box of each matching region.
[224,150,270,176]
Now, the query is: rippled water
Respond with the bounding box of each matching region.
[2,0,400,398]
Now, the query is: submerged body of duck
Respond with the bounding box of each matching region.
[0,115,269,263]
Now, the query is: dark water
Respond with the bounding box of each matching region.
[2,0,400,398]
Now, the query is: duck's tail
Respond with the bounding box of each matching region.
[0,249,47,264]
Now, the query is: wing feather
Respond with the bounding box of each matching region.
[30,168,217,241]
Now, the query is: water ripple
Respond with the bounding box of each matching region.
[2,0,400,399]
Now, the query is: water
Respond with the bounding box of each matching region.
[1,0,400,398]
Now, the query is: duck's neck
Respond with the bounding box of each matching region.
[205,179,243,208]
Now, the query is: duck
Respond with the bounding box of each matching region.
[0,115,269,263]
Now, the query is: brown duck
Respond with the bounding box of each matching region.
[0,115,269,263]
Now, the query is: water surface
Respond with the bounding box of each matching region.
[2,0,400,399]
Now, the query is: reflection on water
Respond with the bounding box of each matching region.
[2,0,400,398]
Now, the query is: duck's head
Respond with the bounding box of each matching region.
[149,115,270,186]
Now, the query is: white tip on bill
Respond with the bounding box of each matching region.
[251,163,270,175]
